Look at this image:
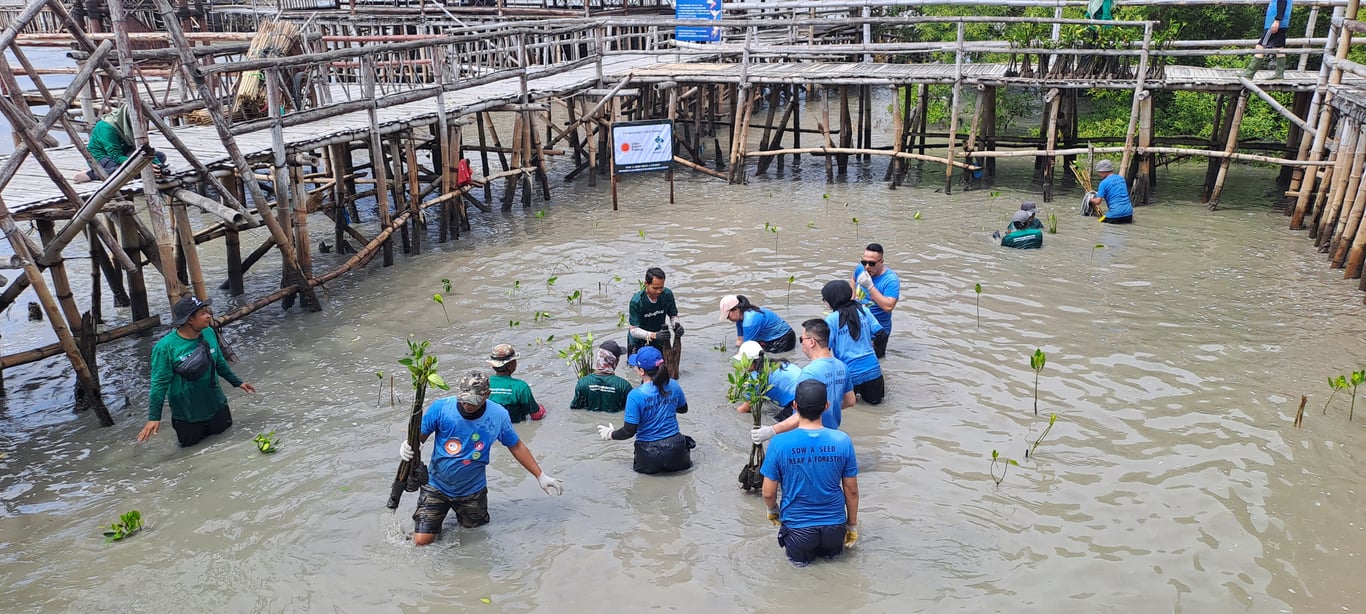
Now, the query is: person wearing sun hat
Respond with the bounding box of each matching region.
[570,340,633,413]
[595,346,695,474]
[1017,201,1044,230]
[485,343,545,424]
[1086,159,1134,224]
[719,295,796,353]
[400,369,564,546]
[999,210,1044,249]
[139,295,255,447]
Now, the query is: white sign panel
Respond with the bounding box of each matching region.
[612,120,674,174]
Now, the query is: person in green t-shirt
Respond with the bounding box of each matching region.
[571,340,632,413]
[997,210,1045,250]
[487,343,545,424]
[139,296,255,447]
[628,267,684,377]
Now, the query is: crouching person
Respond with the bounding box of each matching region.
[595,346,695,474]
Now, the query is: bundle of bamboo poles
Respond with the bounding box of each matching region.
[187,19,302,125]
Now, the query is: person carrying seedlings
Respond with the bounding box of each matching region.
[570,340,633,413]
[595,346,695,474]
[849,243,900,359]
[719,294,797,353]
[74,103,169,183]
[752,318,855,444]
[822,281,884,405]
[138,295,256,447]
[627,267,684,375]
[486,343,545,424]
[998,210,1045,250]
[399,371,564,546]
[1085,159,1134,224]
[1242,0,1294,80]
[732,340,803,417]
[761,379,860,568]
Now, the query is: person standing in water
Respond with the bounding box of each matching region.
[751,318,855,444]
[628,267,684,377]
[570,340,633,413]
[850,243,899,359]
[486,343,546,424]
[595,347,694,474]
[822,281,885,405]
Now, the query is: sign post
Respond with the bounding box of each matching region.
[610,119,675,210]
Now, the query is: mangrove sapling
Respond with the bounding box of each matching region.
[728,354,776,492]
[974,283,982,329]
[557,333,595,378]
[432,294,449,324]
[441,278,452,294]
[546,276,558,288]
[616,312,626,328]
[990,450,1019,486]
[1030,349,1047,415]
[786,275,796,307]
[807,221,815,229]
[534,311,553,322]
[1025,413,1057,458]
[1349,370,1365,420]
[913,211,922,221]
[253,431,280,454]
[534,209,546,219]
[1046,213,1058,234]
[851,216,860,240]
[566,290,582,306]
[508,319,520,328]
[1090,244,1104,265]
[387,340,450,510]
[103,510,144,543]
[505,280,522,297]
[764,222,779,249]
[375,371,384,407]
[1323,375,1347,414]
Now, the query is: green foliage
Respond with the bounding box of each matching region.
[253,431,279,454]
[787,275,796,307]
[616,311,627,328]
[1350,370,1366,421]
[727,353,777,423]
[505,280,521,296]
[508,319,520,328]
[566,290,582,305]
[546,276,558,288]
[534,311,553,322]
[1324,374,1348,415]
[399,340,449,392]
[851,216,860,240]
[974,283,982,328]
[103,510,144,543]
[1030,349,1047,415]
[432,293,449,325]
[375,370,384,407]
[441,278,452,294]
[1046,213,1058,234]
[1026,413,1057,458]
[556,333,595,379]
[534,209,546,219]
[990,449,1019,486]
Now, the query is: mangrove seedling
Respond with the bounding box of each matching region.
[990,450,1019,486]
[728,353,777,492]
[432,293,450,325]
[913,211,923,221]
[1030,348,1047,415]
[1324,374,1348,414]
[974,283,982,329]
[376,371,384,407]
[1046,213,1058,234]
[388,340,450,509]
[1091,244,1104,265]
[534,311,553,322]
[253,431,279,454]
[567,290,582,305]
[556,333,596,379]
[534,209,546,219]
[786,275,796,307]
[1025,413,1057,458]
[807,221,816,228]
[508,319,520,328]
[765,222,779,248]
[103,510,144,543]
[990,190,1002,199]
[617,311,627,328]
[1349,369,1365,420]
[546,276,558,288]
[638,229,646,238]
[505,280,522,296]
[441,278,452,294]
[851,216,860,240]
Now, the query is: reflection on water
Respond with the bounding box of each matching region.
[3,150,1366,612]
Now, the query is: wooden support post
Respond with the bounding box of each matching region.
[838,86,852,174]
[886,85,904,187]
[1118,23,1154,181]
[119,213,149,320]
[944,22,965,195]
[1329,128,1366,264]
[388,137,412,253]
[225,227,244,296]
[982,86,998,180]
[861,85,873,162]
[476,112,494,200]
[1133,94,1155,205]
[1316,119,1359,244]
[1207,91,1249,210]
[916,84,930,171]
[171,199,207,299]
[90,221,128,307]
[1041,89,1061,203]
[327,143,350,250]
[362,56,394,267]
[821,86,834,183]
[1293,0,1356,229]
[292,164,313,276]
[756,86,780,174]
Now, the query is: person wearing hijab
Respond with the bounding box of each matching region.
[821,280,885,405]
[74,104,167,183]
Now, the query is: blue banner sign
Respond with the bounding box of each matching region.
[675,0,722,43]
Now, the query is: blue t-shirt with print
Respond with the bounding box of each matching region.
[736,308,794,344]
[1096,173,1133,219]
[624,379,688,442]
[852,264,901,332]
[746,360,801,411]
[825,308,883,386]
[760,427,858,529]
[797,356,854,429]
[421,398,520,498]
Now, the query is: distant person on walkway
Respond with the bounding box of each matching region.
[399,371,563,546]
[752,319,856,444]
[570,340,632,413]
[999,210,1045,249]
[761,379,860,568]
[74,104,167,183]
[138,295,255,447]
[823,280,885,405]
[732,340,803,418]
[1087,159,1134,224]
[720,294,796,353]
[850,243,899,358]
[486,343,545,424]
[1243,0,1294,80]
[595,346,695,474]
[628,266,684,377]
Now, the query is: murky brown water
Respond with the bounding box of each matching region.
[4,129,1366,612]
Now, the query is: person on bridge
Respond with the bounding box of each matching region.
[570,341,632,413]
[628,267,684,378]
[74,104,168,183]
[720,294,796,353]
[595,346,695,474]
[138,295,255,447]
[1087,159,1134,224]
[999,210,1045,249]
[850,243,899,359]
[1243,0,1294,80]
[399,370,563,546]
[486,343,546,424]
[760,379,860,568]
[751,319,857,445]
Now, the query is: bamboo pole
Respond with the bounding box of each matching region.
[1293,0,1358,229]
[886,84,904,187]
[1329,129,1366,265]
[362,55,395,267]
[1237,76,1316,138]
[171,200,208,299]
[944,22,965,194]
[965,145,1330,166]
[1041,88,1061,202]
[821,86,834,182]
[1286,5,1345,215]
[0,316,161,370]
[1133,94,1154,204]
[1206,90,1249,211]
[1118,22,1154,181]
[1316,119,1359,243]
[748,146,977,169]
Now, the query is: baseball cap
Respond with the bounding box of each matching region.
[598,339,626,358]
[455,370,491,406]
[628,346,665,370]
[718,295,740,320]
[1020,201,1038,213]
[486,343,519,368]
[733,340,763,362]
[1096,159,1115,172]
[1011,210,1033,225]
[170,295,211,327]
[794,379,828,413]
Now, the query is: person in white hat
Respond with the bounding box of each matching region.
[731,340,803,416]
[719,295,796,353]
[1086,160,1134,224]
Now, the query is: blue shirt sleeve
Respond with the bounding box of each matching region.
[421,400,440,437]
[760,439,781,481]
[624,390,642,426]
[671,380,688,409]
[880,273,901,300]
[841,436,859,478]
[497,413,520,447]
[861,306,884,335]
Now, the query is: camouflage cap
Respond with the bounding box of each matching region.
[486,343,520,368]
[455,370,491,406]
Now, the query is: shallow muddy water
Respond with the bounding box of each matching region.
[3,136,1366,613]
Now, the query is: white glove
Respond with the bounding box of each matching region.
[399,440,415,462]
[597,423,615,441]
[855,271,874,290]
[537,472,564,496]
[750,425,776,444]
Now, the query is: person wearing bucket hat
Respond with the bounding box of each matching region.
[399,369,564,546]
[570,340,633,413]
[486,343,545,423]
[139,295,256,447]
[1017,202,1044,230]
[999,210,1044,250]
[720,295,796,353]
[731,341,802,417]
[760,379,861,567]
[596,346,695,474]
[1087,159,1134,224]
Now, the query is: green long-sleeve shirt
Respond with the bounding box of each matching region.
[87,119,131,164]
[147,327,242,422]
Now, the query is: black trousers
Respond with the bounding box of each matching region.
[854,377,885,405]
[172,405,233,448]
[872,329,890,359]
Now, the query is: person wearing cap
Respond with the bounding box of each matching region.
[399,370,563,546]
[595,346,695,474]
[760,379,860,567]
[570,340,632,413]
[999,210,1045,250]
[720,295,796,353]
[1086,159,1134,224]
[138,295,256,447]
[752,318,855,444]
[850,243,899,359]
[1016,202,1044,230]
[486,343,545,424]
[732,340,802,417]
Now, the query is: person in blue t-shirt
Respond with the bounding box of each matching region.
[850,243,900,358]
[398,370,564,546]
[731,340,802,417]
[595,346,695,474]
[719,294,797,353]
[751,318,856,445]
[822,280,884,405]
[1087,159,1133,224]
[761,379,860,567]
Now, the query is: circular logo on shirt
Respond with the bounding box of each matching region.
[462,459,471,465]
[444,439,462,455]
[471,451,482,460]
[475,442,485,452]
[471,433,481,442]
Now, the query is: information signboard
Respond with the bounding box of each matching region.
[612,120,674,174]
[675,0,722,43]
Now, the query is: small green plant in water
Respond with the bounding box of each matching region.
[432,294,449,324]
[1349,370,1365,420]
[1091,244,1104,265]
[253,431,279,454]
[534,209,546,219]
[1025,413,1057,458]
[807,221,816,229]
[508,319,520,328]
[441,278,452,293]
[617,311,627,328]
[534,311,553,322]
[505,280,522,296]
[974,283,982,329]
[1324,374,1348,414]
[104,510,144,543]
[1030,348,1047,415]
[556,333,596,378]
[990,450,1019,486]
[851,216,860,240]
[786,275,796,307]
[729,353,778,492]
[566,290,582,305]
[546,276,558,288]
[913,211,922,221]
[765,222,779,248]
[638,229,646,238]
[375,371,384,407]
[1046,213,1058,234]
[990,191,1002,199]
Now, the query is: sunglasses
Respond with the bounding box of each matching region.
[860,260,881,267]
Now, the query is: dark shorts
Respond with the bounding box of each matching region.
[171,405,232,448]
[777,523,846,566]
[760,329,797,354]
[872,329,890,359]
[633,432,695,474]
[1259,28,1288,49]
[412,485,490,534]
[1101,215,1133,225]
[854,376,885,405]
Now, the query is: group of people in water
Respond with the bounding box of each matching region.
[995,158,1135,250]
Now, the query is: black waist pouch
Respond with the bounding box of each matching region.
[173,339,212,380]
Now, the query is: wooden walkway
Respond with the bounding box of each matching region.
[2,53,658,215]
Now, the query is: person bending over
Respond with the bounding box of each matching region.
[595,346,695,474]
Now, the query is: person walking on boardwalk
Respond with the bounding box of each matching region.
[1086,160,1134,224]
[850,243,900,359]
[399,371,563,546]
[138,296,255,447]
[595,347,695,474]
[822,281,885,405]
[486,343,546,424]
[628,267,684,377]
[570,340,633,413]
[1242,0,1294,80]
[761,379,860,568]
[751,318,856,445]
[719,294,797,353]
